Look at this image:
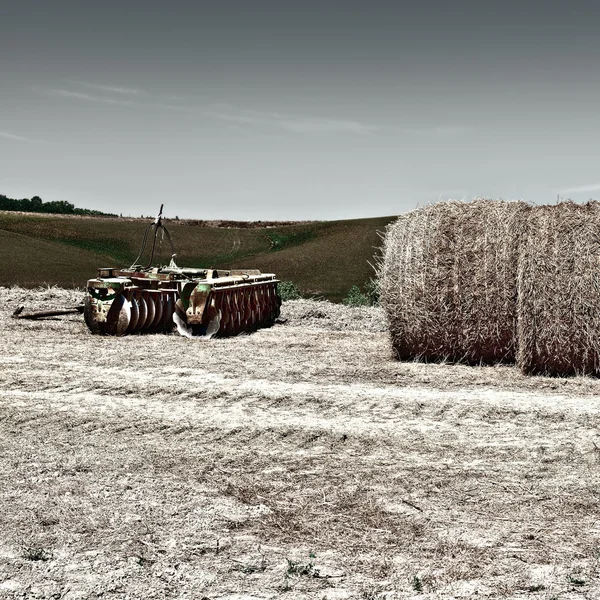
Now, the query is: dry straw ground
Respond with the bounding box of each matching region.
[1,288,600,599]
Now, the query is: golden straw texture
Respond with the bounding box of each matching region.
[380,199,530,364]
[517,201,600,376]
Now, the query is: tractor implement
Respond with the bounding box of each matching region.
[84,206,281,337]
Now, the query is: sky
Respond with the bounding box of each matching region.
[2,0,600,220]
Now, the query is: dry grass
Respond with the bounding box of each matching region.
[1,287,600,598]
[279,298,387,332]
[0,211,394,301]
[517,201,600,376]
[0,230,112,288]
[379,199,530,364]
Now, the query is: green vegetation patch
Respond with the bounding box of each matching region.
[343,284,371,307]
[56,238,134,264]
[277,281,302,301]
[267,229,315,251]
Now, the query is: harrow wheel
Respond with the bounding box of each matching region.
[84,293,131,336]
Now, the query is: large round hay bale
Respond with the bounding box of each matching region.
[379,199,530,364]
[517,201,600,376]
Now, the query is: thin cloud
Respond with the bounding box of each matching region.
[47,88,136,106]
[403,125,472,136]
[206,105,377,135]
[149,101,195,113]
[0,130,44,143]
[39,86,192,113]
[280,117,377,134]
[80,82,141,95]
[79,83,189,104]
[206,109,262,126]
[559,183,600,194]
[37,89,376,133]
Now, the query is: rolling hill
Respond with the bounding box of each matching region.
[0,211,396,301]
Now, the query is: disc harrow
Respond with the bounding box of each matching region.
[83,206,281,338]
[84,272,280,338]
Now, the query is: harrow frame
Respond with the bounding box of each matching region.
[83,207,281,337]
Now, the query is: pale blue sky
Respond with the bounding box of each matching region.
[2,1,600,219]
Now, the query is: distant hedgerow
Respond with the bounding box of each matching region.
[0,194,116,217]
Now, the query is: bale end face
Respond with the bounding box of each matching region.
[379,199,530,366]
[517,200,600,377]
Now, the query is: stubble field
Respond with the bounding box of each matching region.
[0,287,599,599]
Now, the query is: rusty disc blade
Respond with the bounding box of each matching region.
[83,296,102,334]
[232,290,241,330]
[174,299,193,337]
[254,288,262,323]
[150,292,163,330]
[212,293,224,335]
[126,297,140,333]
[136,295,148,333]
[259,288,267,324]
[141,291,156,330]
[243,289,252,329]
[204,308,221,338]
[104,294,131,336]
[225,293,236,335]
[160,292,175,331]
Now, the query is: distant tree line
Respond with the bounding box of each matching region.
[0,194,117,217]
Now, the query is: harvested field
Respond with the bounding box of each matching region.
[1,287,600,599]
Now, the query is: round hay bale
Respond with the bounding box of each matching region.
[379,199,530,364]
[517,201,600,376]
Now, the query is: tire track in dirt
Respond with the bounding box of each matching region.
[2,365,600,457]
